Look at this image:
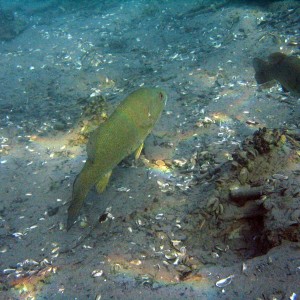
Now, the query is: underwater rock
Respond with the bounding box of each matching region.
[194,126,300,261]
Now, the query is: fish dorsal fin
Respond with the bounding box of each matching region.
[268,52,286,65]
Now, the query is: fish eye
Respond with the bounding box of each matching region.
[159,92,164,100]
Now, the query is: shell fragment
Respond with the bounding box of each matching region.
[216,274,235,288]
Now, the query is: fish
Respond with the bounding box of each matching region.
[253,52,300,96]
[67,87,167,230]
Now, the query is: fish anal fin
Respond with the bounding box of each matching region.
[135,142,144,160]
[96,171,112,194]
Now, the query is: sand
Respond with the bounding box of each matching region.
[0,0,299,299]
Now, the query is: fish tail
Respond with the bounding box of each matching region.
[67,162,97,230]
[253,58,273,84]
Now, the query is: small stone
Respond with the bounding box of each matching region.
[290,209,300,222]
[47,206,59,217]
[238,167,249,185]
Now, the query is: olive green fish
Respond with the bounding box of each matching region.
[253,52,300,96]
[67,87,167,230]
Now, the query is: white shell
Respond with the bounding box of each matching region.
[290,293,297,300]
[216,275,234,288]
[242,262,247,272]
[91,270,103,277]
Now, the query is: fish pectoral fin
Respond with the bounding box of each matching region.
[95,171,112,194]
[134,142,144,160]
